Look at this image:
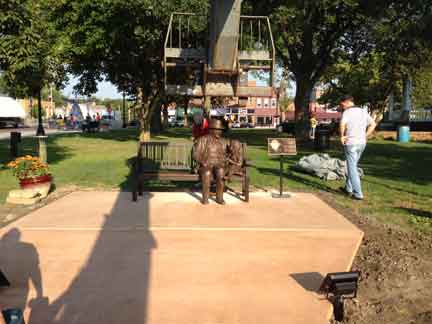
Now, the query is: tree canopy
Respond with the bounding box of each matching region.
[51,0,207,138]
[2,0,432,137]
[245,0,432,130]
[0,0,66,98]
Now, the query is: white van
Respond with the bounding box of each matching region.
[0,96,26,128]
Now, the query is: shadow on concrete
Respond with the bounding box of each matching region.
[0,161,156,323]
[0,228,44,312]
[291,272,324,292]
[39,160,156,323]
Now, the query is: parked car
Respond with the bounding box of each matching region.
[231,122,241,128]
[247,123,255,128]
[175,120,184,127]
[168,117,177,127]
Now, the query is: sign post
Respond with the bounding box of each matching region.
[268,138,297,198]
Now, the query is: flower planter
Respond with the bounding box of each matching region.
[19,175,52,198]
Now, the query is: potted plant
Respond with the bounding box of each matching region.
[7,156,52,191]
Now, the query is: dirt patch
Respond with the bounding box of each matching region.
[319,193,432,324]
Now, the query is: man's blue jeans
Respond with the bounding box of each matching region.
[343,144,366,199]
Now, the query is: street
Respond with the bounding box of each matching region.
[0,127,79,140]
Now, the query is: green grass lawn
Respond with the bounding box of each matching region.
[1,128,431,232]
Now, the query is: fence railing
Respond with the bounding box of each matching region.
[390,110,432,122]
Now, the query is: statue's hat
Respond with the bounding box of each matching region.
[208,119,225,130]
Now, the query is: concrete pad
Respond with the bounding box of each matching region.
[0,191,363,324]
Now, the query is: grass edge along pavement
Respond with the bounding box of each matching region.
[0,128,431,233]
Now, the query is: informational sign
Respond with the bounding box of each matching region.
[268,138,297,156]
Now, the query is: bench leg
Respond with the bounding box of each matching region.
[132,190,137,202]
[138,181,143,196]
[243,176,250,202]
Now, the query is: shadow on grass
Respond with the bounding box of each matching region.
[254,165,341,195]
[360,142,432,185]
[0,136,72,166]
[363,178,432,199]
[396,207,432,219]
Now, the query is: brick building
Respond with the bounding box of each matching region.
[17,98,55,118]
[226,81,279,126]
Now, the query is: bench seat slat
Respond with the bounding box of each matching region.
[140,171,199,181]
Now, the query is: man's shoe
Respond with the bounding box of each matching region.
[339,187,353,196]
[352,195,364,201]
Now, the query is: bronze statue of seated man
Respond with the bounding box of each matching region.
[193,119,228,205]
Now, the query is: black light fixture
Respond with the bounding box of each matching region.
[319,271,360,322]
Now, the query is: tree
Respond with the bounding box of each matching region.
[41,86,67,108]
[319,52,395,118]
[413,63,432,109]
[0,0,66,134]
[246,0,432,137]
[319,1,432,118]
[52,0,208,140]
[246,2,366,122]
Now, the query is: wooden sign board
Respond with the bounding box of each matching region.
[268,138,297,156]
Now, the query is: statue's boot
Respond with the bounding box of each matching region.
[200,168,211,205]
[215,168,225,205]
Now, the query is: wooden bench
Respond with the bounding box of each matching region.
[132,141,250,202]
[81,121,100,133]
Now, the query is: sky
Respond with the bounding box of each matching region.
[62,76,123,99]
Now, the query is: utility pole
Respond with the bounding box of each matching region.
[122,92,127,128]
[50,84,53,118]
[36,89,45,136]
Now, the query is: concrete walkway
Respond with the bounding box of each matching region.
[0,191,363,324]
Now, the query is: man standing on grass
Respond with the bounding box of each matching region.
[339,95,376,200]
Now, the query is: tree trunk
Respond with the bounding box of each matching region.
[138,86,162,141]
[294,77,314,141]
[139,119,151,141]
[138,88,151,142]
[204,96,211,117]
[162,101,169,129]
[150,99,162,134]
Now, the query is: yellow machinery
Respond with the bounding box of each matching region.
[163,0,276,105]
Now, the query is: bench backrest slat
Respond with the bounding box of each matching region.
[139,141,194,171]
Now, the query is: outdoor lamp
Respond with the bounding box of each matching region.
[319,271,360,322]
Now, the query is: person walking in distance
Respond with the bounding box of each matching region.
[339,95,376,200]
[309,113,318,139]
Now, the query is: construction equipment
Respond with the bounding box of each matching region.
[163,0,276,104]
